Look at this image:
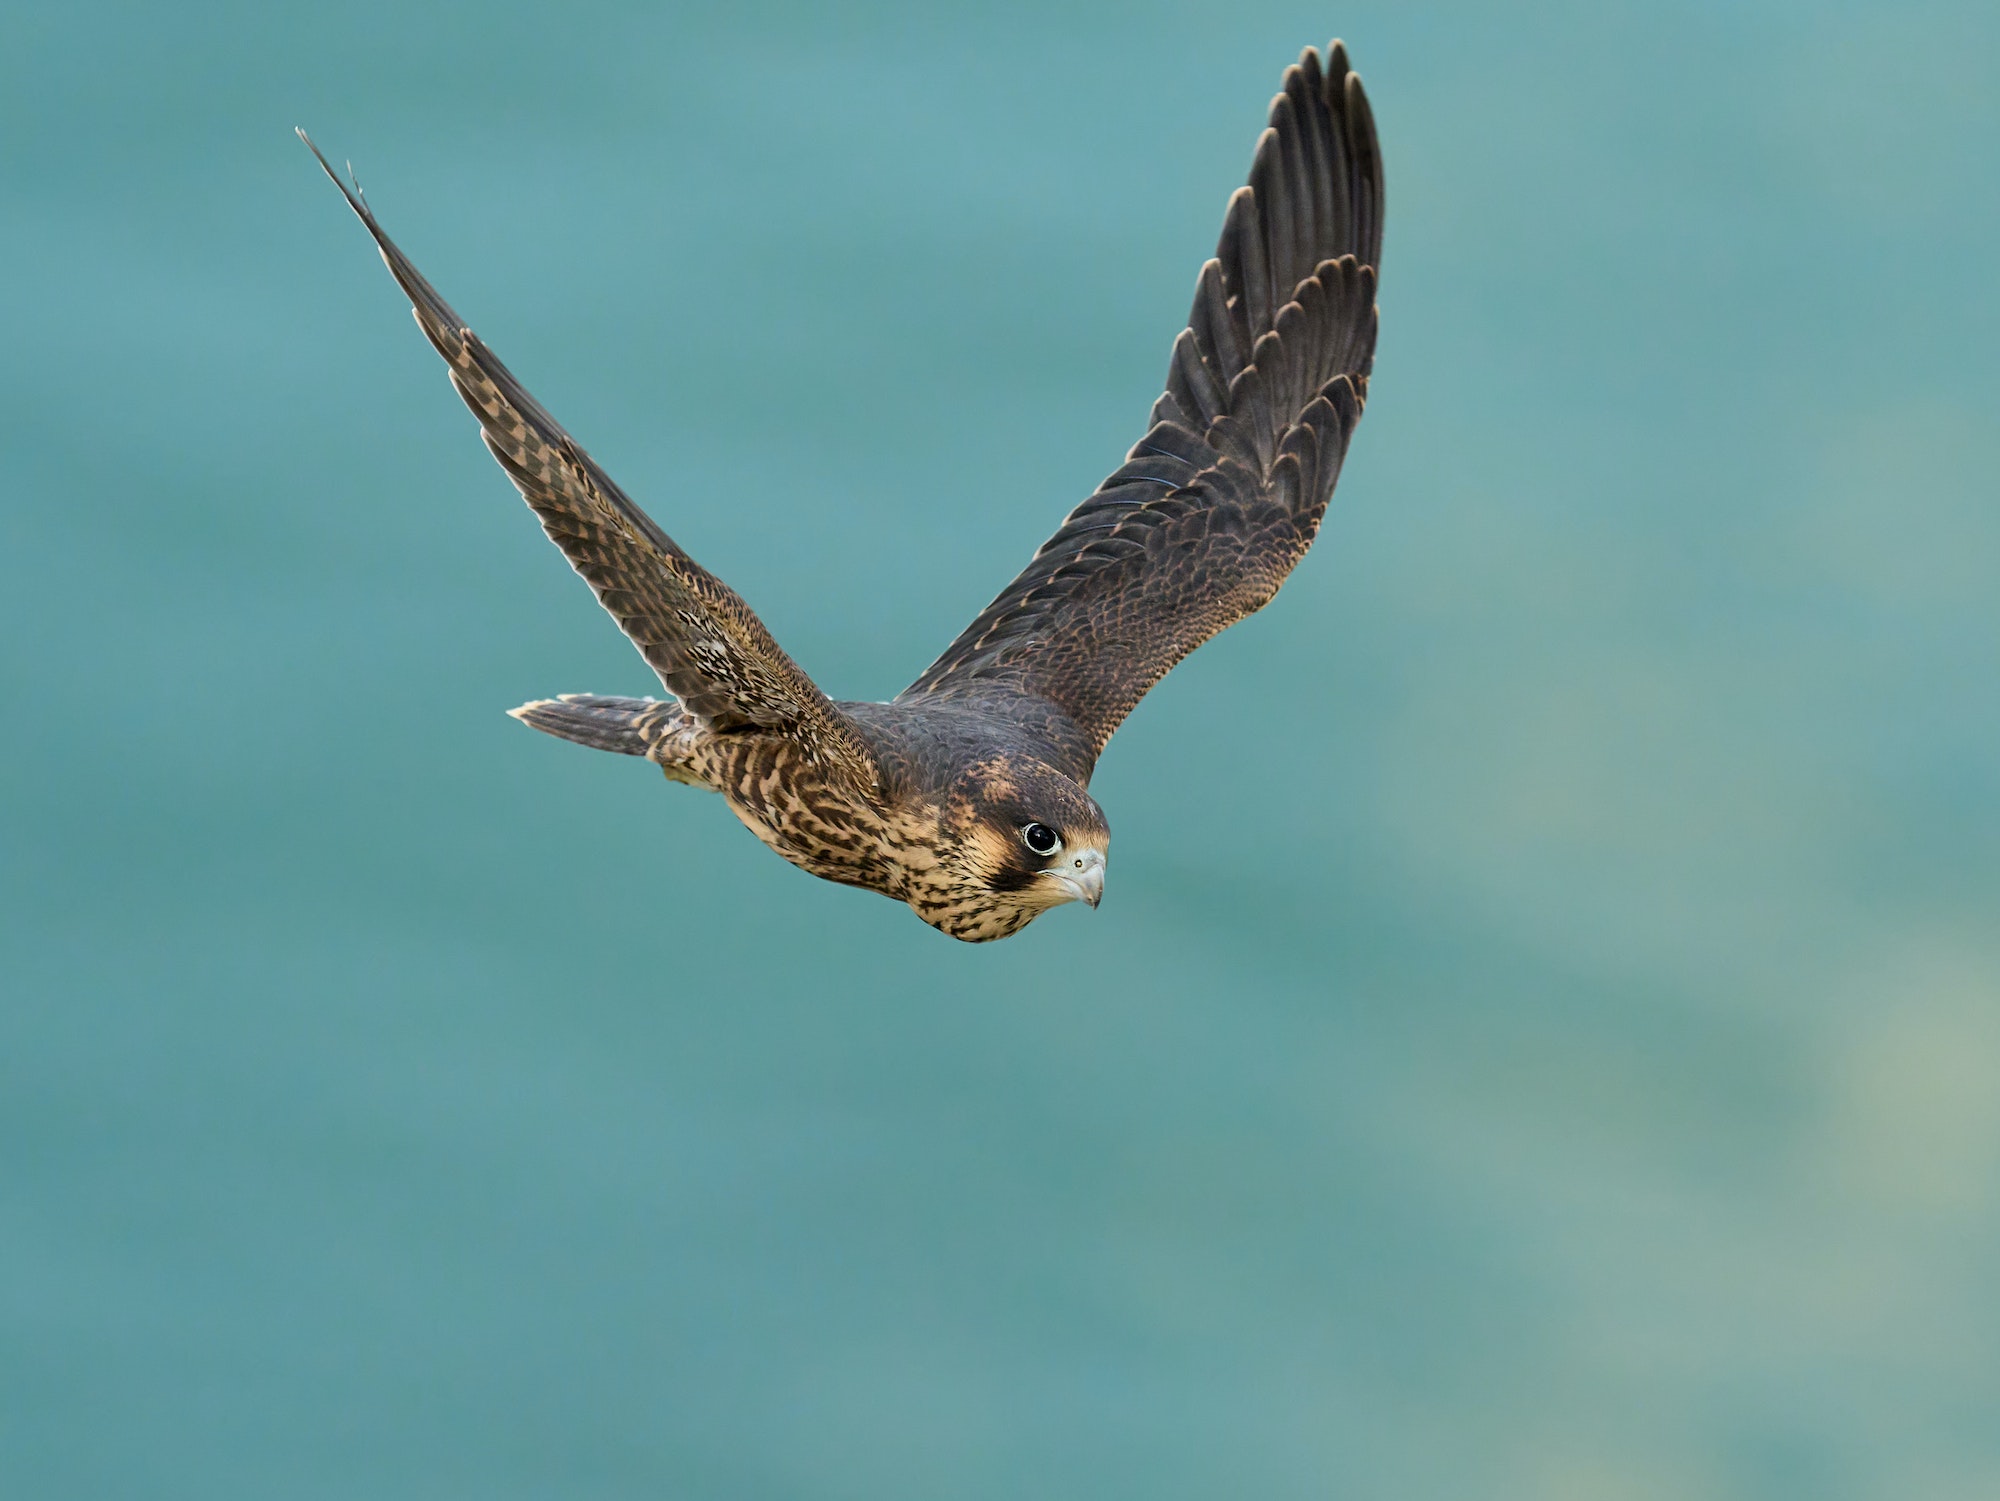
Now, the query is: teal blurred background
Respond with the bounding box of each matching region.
[5,0,1997,1495]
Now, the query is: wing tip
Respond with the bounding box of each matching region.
[296,125,374,222]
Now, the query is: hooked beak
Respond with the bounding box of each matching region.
[1046,846,1106,909]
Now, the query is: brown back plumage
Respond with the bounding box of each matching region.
[903,42,1382,761]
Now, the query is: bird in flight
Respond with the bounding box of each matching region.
[303,40,1381,941]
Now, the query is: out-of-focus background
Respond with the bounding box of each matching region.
[5,1,1997,1496]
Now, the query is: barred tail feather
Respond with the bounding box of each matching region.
[507,693,694,764]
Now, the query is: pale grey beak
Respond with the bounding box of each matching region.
[1048,846,1106,909]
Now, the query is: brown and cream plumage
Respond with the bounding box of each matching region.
[303,40,1382,941]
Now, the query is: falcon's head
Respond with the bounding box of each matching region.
[925,754,1110,942]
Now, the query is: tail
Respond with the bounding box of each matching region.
[508,693,696,764]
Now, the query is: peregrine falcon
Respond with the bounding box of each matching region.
[303,41,1382,941]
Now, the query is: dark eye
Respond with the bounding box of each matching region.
[1020,822,1061,857]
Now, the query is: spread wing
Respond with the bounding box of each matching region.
[301,132,878,789]
[904,42,1382,762]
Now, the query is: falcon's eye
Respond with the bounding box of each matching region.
[1020,822,1061,857]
